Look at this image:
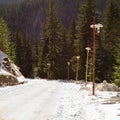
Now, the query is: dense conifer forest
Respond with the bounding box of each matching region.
[0,0,120,86]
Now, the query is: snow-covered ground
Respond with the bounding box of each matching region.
[0,79,120,120]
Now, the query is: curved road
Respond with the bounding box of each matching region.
[0,80,62,120]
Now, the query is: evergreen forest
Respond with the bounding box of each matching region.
[0,0,120,86]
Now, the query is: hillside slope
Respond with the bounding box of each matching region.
[0,0,107,35]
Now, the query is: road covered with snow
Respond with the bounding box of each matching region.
[0,79,120,120]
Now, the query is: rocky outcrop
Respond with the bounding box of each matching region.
[0,50,26,86]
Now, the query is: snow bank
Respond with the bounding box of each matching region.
[96,80,119,92]
[79,81,119,92]
[49,83,104,120]
[49,81,120,120]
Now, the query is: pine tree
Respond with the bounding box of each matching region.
[67,17,77,79]
[39,0,72,79]
[32,32,40,77]
[15,30,33,78]
[57,24,68,79]
[23,32,33,78]
[15,30,23,68]
[38,23,49,78]
[0,17,11,55]
[68,17,76,59]
[39,1,62,79]
[75,0,97,80]
[102,0,120,81]
[113,44,120,87]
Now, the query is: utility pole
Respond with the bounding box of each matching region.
[92,17,96,95]
[67,62,70,80]
[47,63,51,79]
[90,17,103,95]
[76,56,80,81]
[85,47,91,87]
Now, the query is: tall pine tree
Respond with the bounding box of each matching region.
[102,0,120,81]
[113,43,120,87]
[67,17,77,79]
[0,17,11,55]
[75,0,97,80]
[39,1,65,79]
[15,30,33,78]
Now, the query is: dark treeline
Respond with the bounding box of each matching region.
[0,0,120,86]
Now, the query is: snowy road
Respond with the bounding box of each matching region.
[0,79,62,120]
[0,79,120,120]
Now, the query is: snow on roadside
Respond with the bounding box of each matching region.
[49,82,120,120]
[0,79,120,120]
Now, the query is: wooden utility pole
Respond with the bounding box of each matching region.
[47,63,51,79]
[76,56,80,81]
[92,17,96,95]
[67,62,70,80]
[85,47,91,87]
[90,17,103,95]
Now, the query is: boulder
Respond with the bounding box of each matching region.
[0,50,26,86]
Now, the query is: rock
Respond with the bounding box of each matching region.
[0,50,26,86]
